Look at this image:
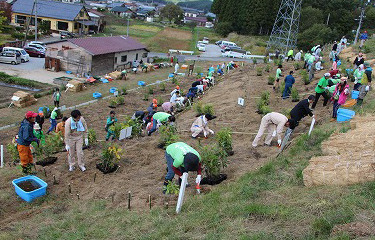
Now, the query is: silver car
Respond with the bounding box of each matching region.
[0,52,21,65]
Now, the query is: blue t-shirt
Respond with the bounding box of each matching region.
[284,75,295,85]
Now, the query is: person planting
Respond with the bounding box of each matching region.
[163,142,202,194]
[287,49,294,62]
[191,114,216,139]
[47,107,58,134]
[311,73,331,109]
[162,102,175,114]
[170,85,180,96]
[147,99,158,112]
[33,123,45,145]
[331,77,349,121]
[353,64,365,90]
[36,111,45,131]
[273,65,283,91]
[52,88,61,107]
[131,110,146,122]
[65,110,88,172]
[252,112,291,148]
[56,117,68,138]
[147,112,176,136]
[105,111,118,141]
[17,111,40,174]
[289,95,315,129]
[282,71,295,99]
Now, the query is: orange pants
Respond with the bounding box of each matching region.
[17,145,33,167]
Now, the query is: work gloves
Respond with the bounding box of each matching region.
[65,145,70,151]
[84,138,89,146]
[209,130,214,135]
[277,139,282,148]
[195,175,202,185]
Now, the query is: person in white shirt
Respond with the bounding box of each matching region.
[294,50,302,61]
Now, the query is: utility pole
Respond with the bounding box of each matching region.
[23,0,36,46]
[126,17,129,37]
[34,0,38,41]
[354,1,366,45]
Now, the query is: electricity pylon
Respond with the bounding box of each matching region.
[267,0,302,55]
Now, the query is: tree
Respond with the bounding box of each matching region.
[298,23,338,50]
[364,6,375,29]
[0,11,7,33]
[160,3,184,24]
[39,20,51,35]
[300,6,323,32]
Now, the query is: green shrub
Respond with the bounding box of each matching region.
[121,86,127,95]
[215,128,233,155]
[300,70,310,85]
[143,93,149,101]
[280,82,285,95]
[293,62,301,70]
[194,101,203,115]
[109,99,117,107]
[268,76,275,85]
[158,125,179,149]
[6,144,19,164]
[162,181,179,195]
[148,86,154,94]
[159,82,166,92]
[256,67,263,76]
[116,96,125,105]
[88,129,97,145]
[260,91,270,105]
[203,104,215,116]
[34,93,42,98]
[291,87,299,101]
[264,64,271,72]
[126,118,143,137]
[200,144,228,178]
[252,58,257,64]
[263,57,268,64]
[0,72,45,88]
[42,107,51,118]
[171,77,179,85]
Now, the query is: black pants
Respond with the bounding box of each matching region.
[287,56,293,62]
[312,92,329,109]
[54,101,59,107]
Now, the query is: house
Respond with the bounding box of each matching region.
[135,7,154,19]
[106,2,123,10]
[110,6,133,18]
[181,7,204,18]
[184,16,208,27]
[88,9,105,33]
[11,0,91,34]
[46,36,149,75]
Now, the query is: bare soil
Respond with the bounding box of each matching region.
[17,180,41,192]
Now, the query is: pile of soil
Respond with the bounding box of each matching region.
[96,163,119,174]
[17,180,41,192]
[36,157,57,167]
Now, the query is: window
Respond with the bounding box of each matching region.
[57,21,69,30]
[142,52,148,58]
[74,22,78,29]
[135,53,138,60]
[15,15,26,24]
[121,55,127,62]
[114,57,117,63]
[80,11,84,17]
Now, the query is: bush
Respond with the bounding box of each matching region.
[215,128,233,155]
[291,87,299,102]
[263,57,268,64]
[260,91,270,105]
[257,91,272,115]
[294,62,301,70]
[125,117,143,137]
[194,102,203,115]
[200,144,228,178]
[264,64,271,72]
[110,99,117,107]
[162,181,180,195]
[252,58,257,65]
[171,77,179,85]
[300,70,309,85]
[6,144,19,164]
[148,86,154,94]
[268,76,275,85]
[256,67,263,76]
[121,86,127,95]
[88,129,97,145]
[158,125,179,149]
[42,107,51,119]
[203,104,215,116]
[280,82,285,95]
[143,93,149,101]
[100,144,122,171]
[160,82,166,92]
[116,96,125,105]
[0,72,44,88]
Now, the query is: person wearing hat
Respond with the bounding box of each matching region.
[191,114,216,138]
[170,85,180,96]
[17,111,40,174]
[311,73,331,109]
[289,95,315,128]
[252,112,291,148]
[65,110,88,172]
[56,116,68,138]
[33,123,46,145]
[147,112,176,136]
[331,77,349,121]
[105,111,118,141]
[163,142,202,193]
[47,107,58,134]
[147,99,158,113]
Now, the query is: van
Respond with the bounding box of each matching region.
[28,43,46,52]
[0,52,21,65]
[220,41,238,49]
[222,50,251,59]
[2,47,30,63]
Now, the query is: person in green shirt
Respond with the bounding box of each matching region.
[47,107,58,134]
[163,142,202,193]
[287,49,294,62]
[312,73,331,109]
[147,112,176,136]
[303,51,311,69]
[53,88,61,107]
[33,123,45,145]
[353,64,365,90]
[105,111,118,141]
[273,65,283,91]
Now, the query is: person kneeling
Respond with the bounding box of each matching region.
[191,114,216,138]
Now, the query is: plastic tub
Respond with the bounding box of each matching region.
[351,90,359,99]
[168,73,174,78]
[337,108,355,122]
[138,81,146,86]
[93,92,102,99]
[109,87,118,93]
[12,175,48,202]
[38,106,49,113]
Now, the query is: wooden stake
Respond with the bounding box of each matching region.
[149,195,151,209]
[112,191,115,203]
[68,183,71,194]
[128,191,131,210]
[165,202,168,209]
[77,193,80,200]
[43,167,47,177]
[94,173,96,183]
[53,175,57,185]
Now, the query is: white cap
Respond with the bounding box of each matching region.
[324,73,331,77]
[34,123,41,130]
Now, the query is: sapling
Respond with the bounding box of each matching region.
[99,143,122,172]
[171,77,179,85]
[160,82,166,92]
[162,181,180,195]
[116,96,125,105]
[265,64,271,72]
[200,144,227,179]
[215,128,233,155]
[294,62,301,70]
[156,96,164,106]
[158,125,179,149]
[268,76,275,85]
[252,58,257,65]
[88,129,97,146]
[263,57,268,64]
[121,86,127,95]
[109,99,117,107]
[6,144,19,164]
[291,87,300,102]
[202,104,215,116]
[148,86,154,94]
[194,101,203,116]
[260,91,270,105]
[256,67,263,76]
[143,93,149,101]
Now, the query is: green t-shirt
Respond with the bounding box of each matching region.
[354,69,364,83]
[304,53,311,61]
[166,142,201,168]
[51,110,58,120]
[308,55,315,64]
[276,68,282,79]
[315,77,328,93]
[33,130,45,145]
[153,112,171,123]
[288,50,293,56]
[56,92,60,101]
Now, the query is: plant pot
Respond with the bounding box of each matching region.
[36,156,57,166]
[96,163,119,174]
[200,174,227,185]
[108,106,117,108]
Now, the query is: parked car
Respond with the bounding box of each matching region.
[221,45,242,53]
[197,43,206,52]
[29,41,46,47]
[202,37,209,44]
[60,31,74,39]
[215,40,222,46]
[27,43,46,52]
[220,41,238,49]
[2,47,30,63]
[24,47,45,58]
[0,52,21,65]
[222,48,251,58]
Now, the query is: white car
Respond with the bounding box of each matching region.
[29,41,46,47]
[202,37,209,44]
[197,44,206,52]
[2,47,30,63]
[28,43,46,52]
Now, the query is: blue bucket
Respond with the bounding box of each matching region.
[337,108,355,122]
[66,71,72,74]
[168,73,174,78]
[109,87,118,93]
[93,92,102,99]
[12,175,48,202]
[351,90,359,99]
[38,107,49,113]
[138,81,146,86]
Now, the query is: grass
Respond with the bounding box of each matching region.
[0,72,50,89]
[226,33,268,55]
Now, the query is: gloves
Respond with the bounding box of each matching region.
[196,175,202,184]
[312,115,315,119]
[277,139,282,147]
[203,131,207,137]
[84,138,89,146]
[272,130,277,137]
[354,80,358,84]
[209,130,214,135]
[65,145,70,151]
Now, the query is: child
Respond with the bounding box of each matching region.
[53,88,61,107]
[105,111,117,141]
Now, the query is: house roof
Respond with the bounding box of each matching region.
[185,16,207,23]
[110,6,130,13]
[88,9,105,17]
[107,2,122,8]
[12,0,85,21]
[68,36,148,56]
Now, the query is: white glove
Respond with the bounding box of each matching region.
[277,139,282,145]
[312,115,315,119]
[354,80,358,84]
[203,131,207,137]
[365,86,370,91]
[272,130,277,137]
[209,130,214,135]
[196,175,202,184]
[325,87,329,90]
[84,138,89,146]
[65,145,70,151]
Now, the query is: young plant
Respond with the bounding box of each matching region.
[100,143,122,171]
[171,77,179,85]
[6,144,19,164]
[148,86,154,94]
[42,107,51,119]
[256,67,263,76]
[194,101,203,116]
[162,181,180,195]
[143,93,149,101]
[159,82,166,92]
[121,86,127,95]
[260,91,270,105]
[116,96,125,105]
[291,87,300,102]
[158,125,179,149]
[264,64,271,72]
[88,129,97,145]
[124,117,142,137]
[156,96,164,106]
[280,82,285,95]
[300,70,309,85]
[263,57,268,64]
[200,144,228,178]
[202,104,215,116]
[268,76,275,85]
[215,128,233,155]
[252,58,257,65]
[47,133,64,152]
[109,99,117,107]
[294,62,301,70]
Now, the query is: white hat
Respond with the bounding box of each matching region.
[34,123,41,130]
[324,73,331,77]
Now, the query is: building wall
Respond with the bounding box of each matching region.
[91,54,115,75]
[114,49,148,70]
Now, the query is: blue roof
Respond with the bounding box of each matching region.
[12,0,85,21]
[110,6,129,13]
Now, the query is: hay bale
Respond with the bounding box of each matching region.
[68,80,83,92]
[109,71,121,80]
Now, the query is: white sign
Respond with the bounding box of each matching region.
[11,96,20,101]
[238,98,245,106]
[119,126,132,140]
